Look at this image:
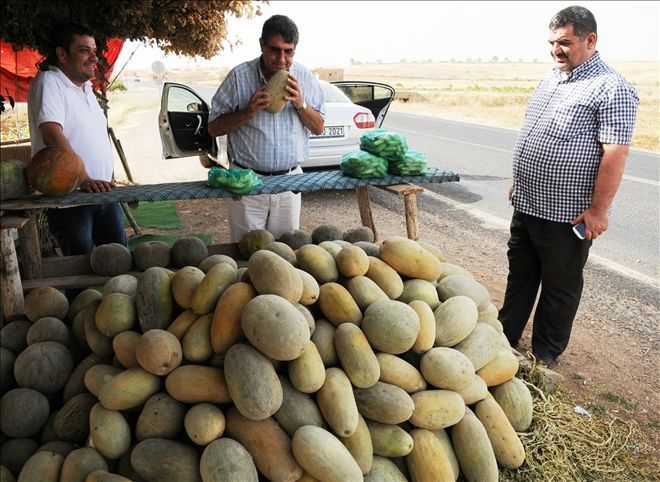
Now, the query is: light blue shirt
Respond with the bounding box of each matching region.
[210,57,325,172]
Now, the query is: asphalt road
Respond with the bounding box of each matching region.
[150,79,659,285]
[382,112,660,285]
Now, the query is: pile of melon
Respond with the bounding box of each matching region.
[0,225,534,482]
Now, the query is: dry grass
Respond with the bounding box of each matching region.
[163,67,230,87]
[345,61,659,152]
[107,90,159,127]
[0,104,30,143]
[500,361,660,481]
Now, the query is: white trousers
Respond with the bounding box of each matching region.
[228,166,302,242]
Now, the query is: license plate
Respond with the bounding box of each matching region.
[311,126,345,139]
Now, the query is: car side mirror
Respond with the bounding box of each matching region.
[187,102,202,112]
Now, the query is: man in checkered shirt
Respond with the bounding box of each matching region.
[500,5,639,368]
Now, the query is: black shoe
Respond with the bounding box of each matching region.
[534,353,558,369]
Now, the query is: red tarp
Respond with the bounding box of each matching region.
[0,38,124,103]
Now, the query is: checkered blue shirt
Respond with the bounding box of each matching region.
[512,52,638,222]
[209,57,325,173]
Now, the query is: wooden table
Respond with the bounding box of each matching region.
[0,168,459,320]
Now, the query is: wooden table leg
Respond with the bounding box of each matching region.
[1,229,26,321]
[403,193,419,240]
[121,202,142,236]
[379,184,424,240]
[355,186,379,241]
[17,215,42,280]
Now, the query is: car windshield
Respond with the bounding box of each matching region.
[320,81,351,103]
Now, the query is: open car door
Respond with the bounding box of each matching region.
[159,82,227,166]
[332,81,395,128]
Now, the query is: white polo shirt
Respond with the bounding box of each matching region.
[28,66,113,181]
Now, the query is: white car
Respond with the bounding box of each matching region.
[158,80,395,169]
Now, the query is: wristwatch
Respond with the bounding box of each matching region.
[296,100,307,112]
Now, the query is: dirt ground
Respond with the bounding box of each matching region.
[133,184,659,465]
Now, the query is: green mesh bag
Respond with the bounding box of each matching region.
[207,167,263,195]
[340,150,388,179]
[388,149,428,176]
[359,128,409,161]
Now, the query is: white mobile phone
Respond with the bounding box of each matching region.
[572,222,586,240]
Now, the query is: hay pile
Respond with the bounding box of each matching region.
[500,361,659,481]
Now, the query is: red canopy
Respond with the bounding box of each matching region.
[0,38,124,103]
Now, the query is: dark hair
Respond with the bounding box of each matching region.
[549,5,597,38]
[261,15,299,46]
[40,22,94,70]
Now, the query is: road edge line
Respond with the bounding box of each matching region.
[422,190,659,289]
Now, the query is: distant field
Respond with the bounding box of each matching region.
[3,61,657,153]
[343,61,659,152]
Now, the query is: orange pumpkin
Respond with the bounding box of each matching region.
[27,146,85,196]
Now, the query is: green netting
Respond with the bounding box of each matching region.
[340,150,388,179]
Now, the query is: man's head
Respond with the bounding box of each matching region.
[548,6,598,74]
[259,15,299,76]
[42,22,98,86]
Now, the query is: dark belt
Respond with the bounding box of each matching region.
[233,161,299,176]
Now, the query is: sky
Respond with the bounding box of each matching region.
[115,1,660,72]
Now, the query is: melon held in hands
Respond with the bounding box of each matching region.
[265,70,290,114]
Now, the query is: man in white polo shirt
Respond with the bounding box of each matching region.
[28,22,126,256]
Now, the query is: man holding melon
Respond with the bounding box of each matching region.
[500,6,638,368]
[28,22,127,256]
[208,14,325,242]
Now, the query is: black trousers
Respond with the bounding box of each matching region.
[499,211,592,359]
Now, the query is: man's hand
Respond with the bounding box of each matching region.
[209,87,271,137]
[571,208,608,240]
[247,86,271,118]
[79,178,115,193]
[285,74,304,110]
[285,73,324,135]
